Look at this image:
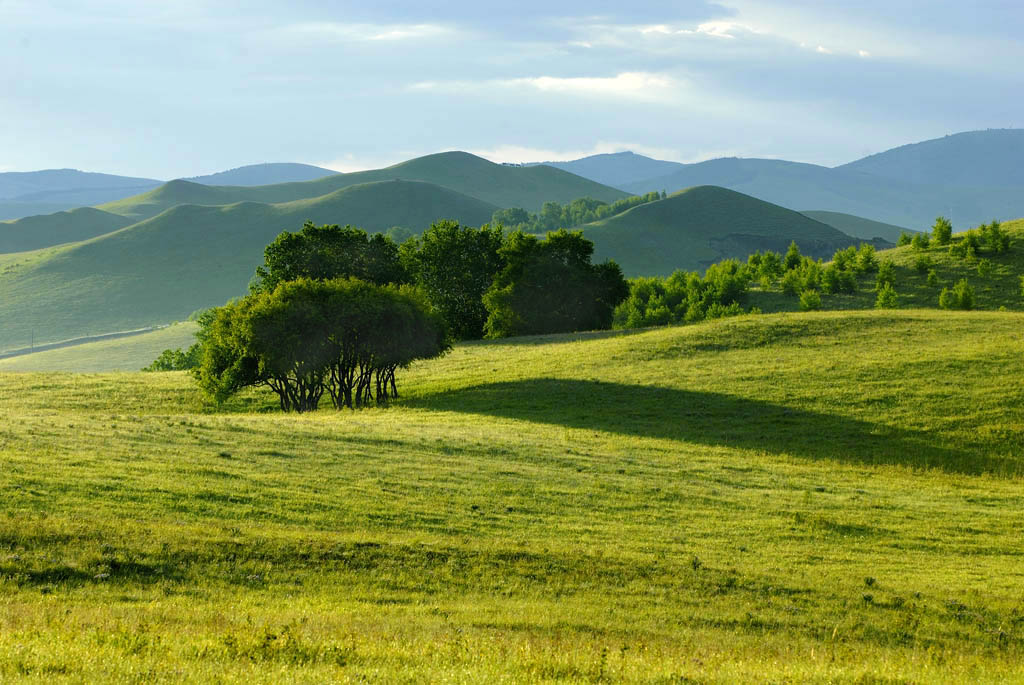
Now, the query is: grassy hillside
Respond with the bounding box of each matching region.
[0,323,198,372]
[0,207,134,253]
[101,152,628,222]
[801,210,910,243]
[582,185,860,275]
[0,180,497,351]
[1,310,1023,682]
[745,218,1024,315]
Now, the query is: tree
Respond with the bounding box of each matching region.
[400,220,505,340]
[932,216,953,246]
[875,283,898,309]
[195,278,448,412]
[784,241,803,271]
[875,259,896,290]
[251,222,406,293]
[483,230,628,338]
[799,289,821,311]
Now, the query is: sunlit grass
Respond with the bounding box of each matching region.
[2,309,1023,681]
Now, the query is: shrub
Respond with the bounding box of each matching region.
[911,232,930,250]
[1020,274,1024,299]
[938,287,957,310]
[914,254,932,274]
[757,251,783,288]
[875,283,898,309]
[977,259,993,279]
[781,268,802,296]
[875,260,896,290]
[932,216,953,245]
[927,269,940,287]
[855,243,878,273]
[939,279,975,310]
[799,289,821,311]
[784,241,803,271]
[823,264,856,294]
[948,241,967,259]
[832,245,857,271]
[897,232,912,246]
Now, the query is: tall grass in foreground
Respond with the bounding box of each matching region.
[1,310,1023,682]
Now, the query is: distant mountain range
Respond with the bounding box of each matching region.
[2,131,1022,351]
[0,163,339,220]
[542,129,1024,230]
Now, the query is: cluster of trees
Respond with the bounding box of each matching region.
[153,220,627,410]
[612,260,751,329]
[492,192,664,233]
[196,278,447,412]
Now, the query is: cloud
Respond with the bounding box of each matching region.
[277,21,450,42]
[858,49,871,58]
[412,72,680,102]
[815,45,832,54]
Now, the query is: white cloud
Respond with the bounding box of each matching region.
[412,72,680,103]
[277,22,450,43]
[858,49,871,58]
[815,45,832,54]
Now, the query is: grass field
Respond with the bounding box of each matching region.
[0,323,198,373]
[2,310,1023,682]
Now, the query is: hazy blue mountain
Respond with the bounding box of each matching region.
[539,130,1024,230]
[0,169,162,200]
[538,151,685,189]
[839,129,1024,187]
[185,162,337,186]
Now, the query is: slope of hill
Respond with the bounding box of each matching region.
[186,162,337,186]
[740,218,1024,316]
[840,129,1024,187]
[1,310,1023,681]
[0,322,198,372]
[801,210,912,243]
[538,151,685,189]
[580,185,862,276]
[0,207,135,253]
[101,151,628,221]
[0,180,498,351]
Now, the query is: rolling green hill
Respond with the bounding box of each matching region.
[0,180,497,352]
[581,185,863,275]
[1,310,1023,681]
[101,151,628,222]
[801,210,911,243]
[0,207,135,253]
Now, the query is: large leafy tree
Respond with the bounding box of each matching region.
[251,222,406,293]
[483,229,628,338]
[400,220,505,340]
[196,278,448,412]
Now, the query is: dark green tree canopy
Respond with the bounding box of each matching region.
[196,278,448,412]
[251,222,406,293]
[483,229,628,338]
[399,220,505,340]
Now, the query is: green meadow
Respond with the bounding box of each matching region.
[2,309,1023,682]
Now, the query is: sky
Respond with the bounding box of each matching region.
[1,0,1022,179]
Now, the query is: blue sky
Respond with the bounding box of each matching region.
[1,0,1021,178]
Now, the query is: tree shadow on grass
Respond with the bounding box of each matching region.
[405,378,1002,476]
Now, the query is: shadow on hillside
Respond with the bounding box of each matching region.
[406,378,996,475]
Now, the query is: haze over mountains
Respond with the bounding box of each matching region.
[0,163,339,220]
[544,130,1024,230]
